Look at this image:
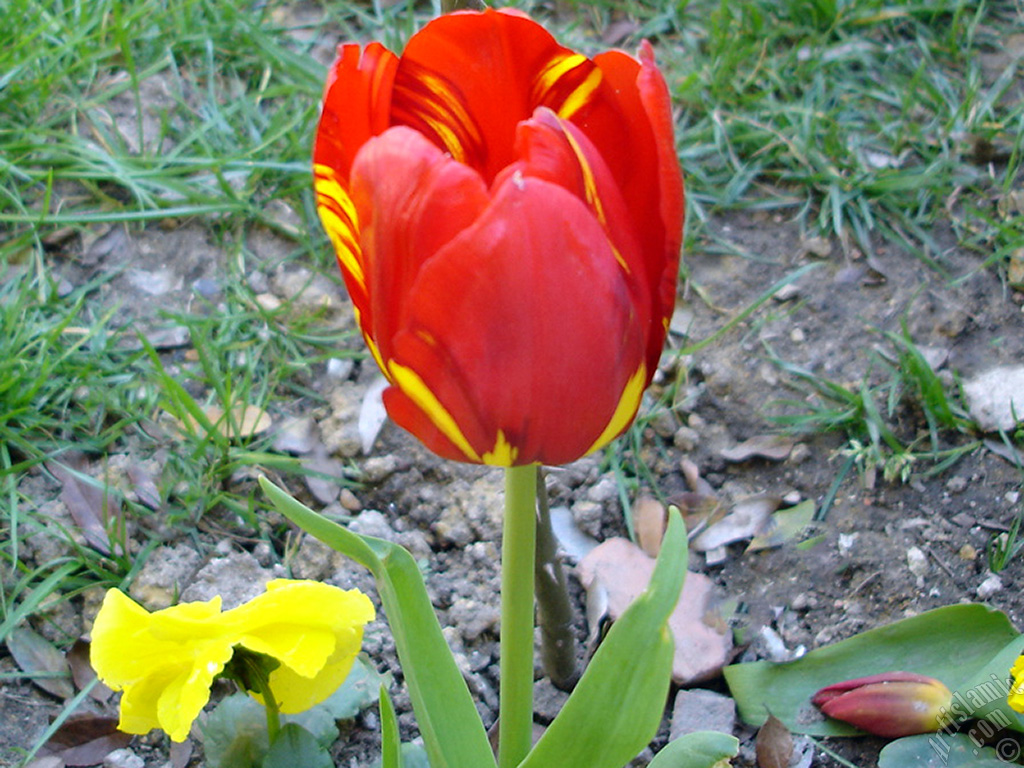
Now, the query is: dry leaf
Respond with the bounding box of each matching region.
[632,495,667,557]
[41,714,130,767]
[7,627,74,699]
[126,463,161,511]
[692,496,780,552]
[577,538,732,684]
[755,713,794,768]
[170,739,194,768]
[177,403,272,440]
[668,491,727,541]
[66,639,112,703]
[747,500,816,552]
[46,456,119,555]
[24,757,64,768]
[720,435,795,462]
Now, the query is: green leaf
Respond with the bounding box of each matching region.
[202,694,271,768]
[724,604,1023,735]
[519,509,688,768]
[646,731,740,768]
[286,705,340,749]
[878,733,1013,767]
[380,683,402,768]
[319,655,387,720]
[262,723,333,768]
[373,743,432,768]
[259,477,497,768]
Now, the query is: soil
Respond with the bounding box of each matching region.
[3,203,1023,768]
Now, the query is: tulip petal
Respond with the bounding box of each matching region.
[348,127,490,365]
[502,108,647,290]
[384,174,647,466]
[390,9,604,182]
[591,43,685,370]
[314,42,398,182]
[818,681,949,738]
[314,43,399,338]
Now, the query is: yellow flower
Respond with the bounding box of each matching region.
[1009,656,1024,713]
[90,579,375,742]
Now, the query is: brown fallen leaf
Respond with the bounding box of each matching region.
[46,455,120,555]
[720,434,795,463]
[66,639,112,703]
[747,500,817,552]
[170,739,194,768]
[176,403,272,440]
[41,714,131,767]
[667,491,727,542]
[632,495,667,557]
[692,496,781,552]
[126,462,162,511]
[577,538,732,684]
[7,627,74,700]
[755,713,794,768]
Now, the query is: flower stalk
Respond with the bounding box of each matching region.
[500,464,538,768]
[534,467,578,691]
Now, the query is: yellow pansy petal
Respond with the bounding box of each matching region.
[239,625,337,679]
[265,646,363,714]
[227,580,374,710]
[1010,656,1024,713]
[91,589,227,688]
[156,643,234,741]
[227,580,374,674]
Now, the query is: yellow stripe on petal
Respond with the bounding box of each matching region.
[534,53,603,120]
[482,430,519,466]
[560,126,603,220]
[557,120,630,274]
[314,164,365,290]
[586,363,647,455]
[388,361,482,463]
[556,68,602,120]
[536,53,588,93]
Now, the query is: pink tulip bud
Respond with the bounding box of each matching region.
[812,671,953,738]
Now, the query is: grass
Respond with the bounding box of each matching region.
[766,323,982,486]
[1,0,1023,763]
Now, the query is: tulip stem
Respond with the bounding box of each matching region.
[499,464,537,768]
[534,467,578,691]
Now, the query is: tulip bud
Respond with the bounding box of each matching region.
[812,671,953,738]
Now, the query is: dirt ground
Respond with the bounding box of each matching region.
[3,198,1023,768]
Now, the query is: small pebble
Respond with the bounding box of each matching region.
[327,357,356,381]
[192,277,220,298]
[977,574,1003,600]
[103,748,145,768]
[945,476,968,494]
[673,426,699,452]
[907,546,929,583]
[774,283,800,302]
[958,544,977,561]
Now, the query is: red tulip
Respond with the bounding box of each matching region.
[812,671,953,738]
[313,9,684,466]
